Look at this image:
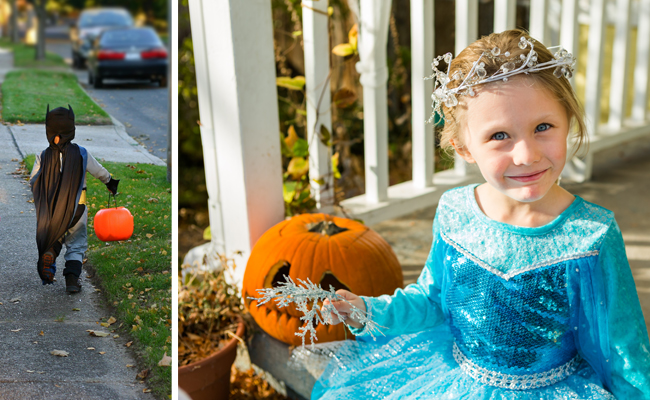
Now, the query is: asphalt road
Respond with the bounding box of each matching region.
[45,38,169,162]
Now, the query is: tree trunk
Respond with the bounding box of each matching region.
[10,0,17,43]
[34,0,46,60]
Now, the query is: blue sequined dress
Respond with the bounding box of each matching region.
[312,184,650,399]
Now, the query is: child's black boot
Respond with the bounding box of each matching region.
[65,274,81,293]
[63,260,83,293]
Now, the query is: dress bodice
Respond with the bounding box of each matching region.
[441,234,597,387]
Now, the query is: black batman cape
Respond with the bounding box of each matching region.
[33,105,84,281]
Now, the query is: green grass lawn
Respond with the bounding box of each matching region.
[24,156,172,398]
[2,69,111,124]
[0,38,67,68]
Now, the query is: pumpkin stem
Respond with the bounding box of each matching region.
[308,220,349,236]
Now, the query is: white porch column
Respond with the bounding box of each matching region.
[188,0,285,285]
[454,0,478,176]
[357,0,392,203]
[303,0,334,209]
[411,0,435,189]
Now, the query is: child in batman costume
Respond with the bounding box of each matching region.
[30,105,119,293]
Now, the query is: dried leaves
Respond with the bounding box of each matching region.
[178,256,246,367]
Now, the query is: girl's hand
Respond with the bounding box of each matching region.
[322,289,366,330]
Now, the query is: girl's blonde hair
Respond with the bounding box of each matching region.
[438,29,587,156]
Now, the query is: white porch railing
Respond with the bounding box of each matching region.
[188,0,650,282]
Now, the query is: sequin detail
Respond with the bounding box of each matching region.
[453,342,581,390]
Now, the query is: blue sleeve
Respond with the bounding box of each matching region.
[580,221,650,399]
[350,212,446,338]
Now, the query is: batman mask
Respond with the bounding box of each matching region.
[46,104,76,151]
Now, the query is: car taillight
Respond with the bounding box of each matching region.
[141,48,168,59]
[98,50,125,60]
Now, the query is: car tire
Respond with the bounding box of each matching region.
[93,75,103,88]
[158,76,168,88]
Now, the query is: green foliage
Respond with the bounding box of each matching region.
[2,69,111,124]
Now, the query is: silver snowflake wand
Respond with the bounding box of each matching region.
[250,276,384,348]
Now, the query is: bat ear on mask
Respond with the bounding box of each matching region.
[67,104,74,120]
[46,104,49,122]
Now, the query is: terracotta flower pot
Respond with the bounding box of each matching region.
[179,320,245,400]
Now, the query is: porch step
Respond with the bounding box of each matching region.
[247,322,315,400]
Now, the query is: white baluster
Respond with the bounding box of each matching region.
[187,0,285,285]
[303,0,334,209]
[529,0,549,43]
[632,0,650,122]
[560,0,579,87]
[494,0,516,32]
[411,0,435,189]
[188,0,224,261]
[454,0,478,176]
[608,0,633,130]
[357,0,392,203]
[584,0,607,138]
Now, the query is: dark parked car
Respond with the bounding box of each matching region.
[86,27,168,88]
[71,8,133,68]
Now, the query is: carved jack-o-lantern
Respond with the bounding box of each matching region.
[243,213,403,345]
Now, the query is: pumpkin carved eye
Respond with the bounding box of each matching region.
[264,260,291,289]
[320,271,350,293]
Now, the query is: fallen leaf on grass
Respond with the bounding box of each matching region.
[145,233,153,239]
[158,352,172,367]
[125,341,133,347]
[10,328,22,332]
[137,369,149,380]
[51,350,69,357]
[86,330,110,337]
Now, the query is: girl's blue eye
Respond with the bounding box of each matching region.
[536,123,552,132]
[491,132,508,141]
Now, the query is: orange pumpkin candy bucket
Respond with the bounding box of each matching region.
[93,193,134,242]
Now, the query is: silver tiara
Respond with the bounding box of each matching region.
[427,36,576,123]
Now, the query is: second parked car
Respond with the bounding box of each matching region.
[86,27,169,88]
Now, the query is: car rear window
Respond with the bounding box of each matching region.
[100,29,162,47]
[79,11,132,28]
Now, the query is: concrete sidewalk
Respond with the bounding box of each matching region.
[0,47,157,398]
